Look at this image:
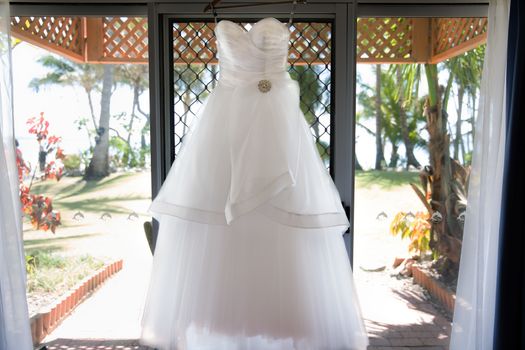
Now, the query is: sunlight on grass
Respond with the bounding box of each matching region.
[25,172,151,230]
[355,170,420,190]
[24,233,104,251]
[30,173,137,200]
[26,250,105,294]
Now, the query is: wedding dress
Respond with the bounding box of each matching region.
[141,17,369,350]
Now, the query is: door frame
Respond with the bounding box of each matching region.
[9,1,489,267]
[147,1,359,264]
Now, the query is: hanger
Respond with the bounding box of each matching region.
[288,0,298,26]
[211,2,218,25]
[204,0,307,15]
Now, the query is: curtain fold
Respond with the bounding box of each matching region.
[493,0,525,348]
[0,1,33,349]
[449,0,510,349]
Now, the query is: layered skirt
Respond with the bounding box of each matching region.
[141,74,369,349]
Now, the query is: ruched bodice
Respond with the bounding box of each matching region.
[151,16,350,229]
[215,18,290,86]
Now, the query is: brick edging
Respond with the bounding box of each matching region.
[411,265,456,314]
[30,259,124,346]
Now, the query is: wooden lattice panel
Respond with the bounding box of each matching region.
[173,22,216,64]
[103,17,148,62]
[172,22,332,65]
[431,17,487,62]
[10,16,487,65]
[357,18,413,63]
[289,22,331,64]
[10,16,83,61]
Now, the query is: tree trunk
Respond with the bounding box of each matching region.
[396,66,421,169]
[84,65,114,180]
[454,87,464,161]
[137,93,150,167]
[389,143,399,168]
[355,153,363,171]
[375,64,385,170]
[86,90,98,131]
[423,64,463,280]
[470,93,477,146]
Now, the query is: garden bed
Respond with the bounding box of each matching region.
[412,264,456,315]
[26,251,107,315]
[29,259,123,346]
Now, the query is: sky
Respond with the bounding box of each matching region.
[12,42,149,164]
[12,41,473,171]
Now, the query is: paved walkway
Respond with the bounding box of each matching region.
[40,182,452,350]
[41,264,451,350]
[353,179,452,350]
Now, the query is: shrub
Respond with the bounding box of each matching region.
[390,211,432,256]
[63,154,82,172]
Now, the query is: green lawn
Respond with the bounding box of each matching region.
[355,170,420,190]
[23,169,418,313]
[28,172,151,228]
[23,171,152,256]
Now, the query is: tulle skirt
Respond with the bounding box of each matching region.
[141,75,368,349]
[141,213,368,350]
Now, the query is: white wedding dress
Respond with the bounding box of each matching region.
[141,17,369,350]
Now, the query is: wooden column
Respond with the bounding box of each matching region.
[85,18,105,62]
[411,18,431,63]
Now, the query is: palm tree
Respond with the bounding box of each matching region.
[357,66,424,169]
[30,55,115,179]
[374,65,385,170]
[416,62,469,278]
[393,64,422,169]
[445,46,484,163]
[115,64,150,166]
[30,55,102,132]
[84,65,114,179]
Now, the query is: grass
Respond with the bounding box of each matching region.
[25,172,151,230]
[23,172,150,314]
[30,173,136,200]
[355,170,420,190]
[25,250,105,294]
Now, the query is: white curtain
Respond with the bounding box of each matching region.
[450,0,510,349]
[0,0,33,348]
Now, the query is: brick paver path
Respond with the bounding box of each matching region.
[41,267,451,350]
[39,180,452,350]
[355,268,451,350]
[40,250,451,350]
[42,338,153,350]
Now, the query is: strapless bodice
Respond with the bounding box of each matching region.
[215,18,290,86]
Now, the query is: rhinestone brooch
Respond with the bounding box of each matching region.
[258,79,272,93]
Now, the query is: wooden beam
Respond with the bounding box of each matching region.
[429,32,487,63]
[85,17,104,62]
[412,18,431,63]
[11,27,85,63]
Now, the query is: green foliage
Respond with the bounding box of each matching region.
[109,135,141,168]
[357,65,426,167]
[424,64,439,107]
[25,250,104,293]
[289,65,331,159]
[355,170,420,190]
[63,154,81,172]
[29,55,102,93]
